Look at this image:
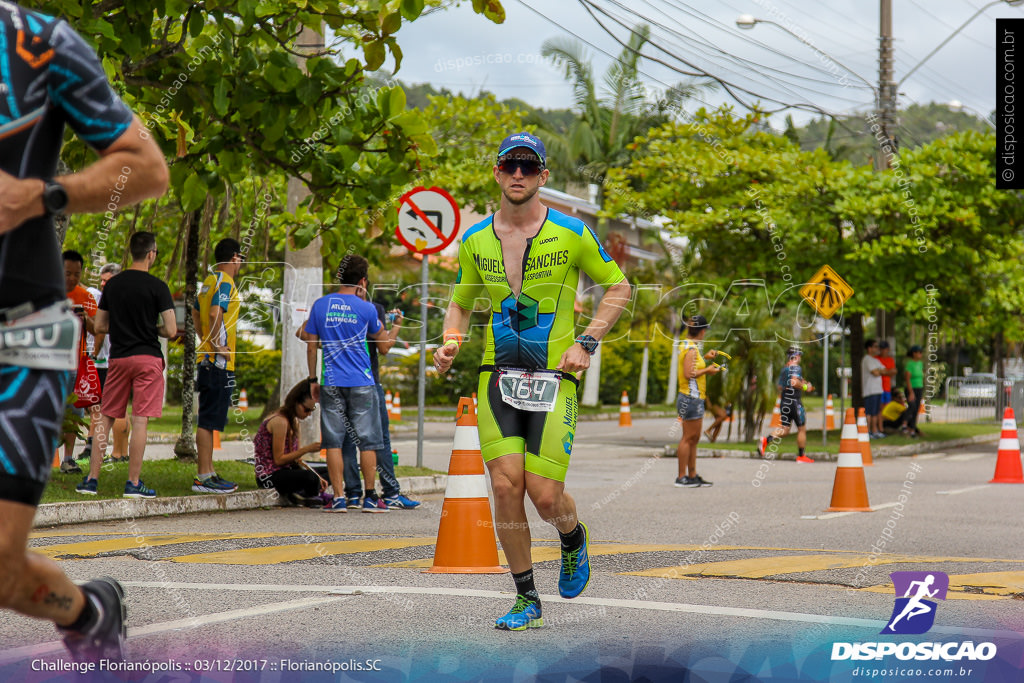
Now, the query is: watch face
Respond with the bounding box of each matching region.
[44,181,69,214]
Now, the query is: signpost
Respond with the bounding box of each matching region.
[396,187,460,467]
[800,265,854,446]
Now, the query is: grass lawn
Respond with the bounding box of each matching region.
[711,422,1000,456]
[42,459,441,504]
[148,404,266,438]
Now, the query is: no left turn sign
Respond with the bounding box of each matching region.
[395,186,460,255]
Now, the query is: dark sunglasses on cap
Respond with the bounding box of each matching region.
[497,157,544,176]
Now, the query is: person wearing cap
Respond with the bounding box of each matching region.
[758,346,815,463]
[903,345,925,437]
[674,315,721,487]
[433,131,630,631]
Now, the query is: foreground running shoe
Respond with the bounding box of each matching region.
[693,475,714,487]
[494,595,543,631]
[673,476,699,488]
[362,495,389,513]
[76,478,98,495]
[795,455,815,463]
[60,577,127,662]
[323,498,348,513]
[558,521,591,599]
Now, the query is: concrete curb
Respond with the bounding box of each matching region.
[33,475,448,528]
[676,432,1002,462]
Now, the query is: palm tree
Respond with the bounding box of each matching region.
[541,25,703,406]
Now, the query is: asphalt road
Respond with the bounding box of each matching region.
[3,418,1023,682]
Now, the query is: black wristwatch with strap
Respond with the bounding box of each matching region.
[575,334,598,355]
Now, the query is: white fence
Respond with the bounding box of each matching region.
[943,377,1022,424]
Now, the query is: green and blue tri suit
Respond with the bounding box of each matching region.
[451,208,625,481]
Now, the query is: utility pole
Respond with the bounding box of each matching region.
[873,0,897,344]
[283,24,324,443]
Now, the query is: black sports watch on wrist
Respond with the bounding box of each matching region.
[42,179,69,218]
[575,334,598,355]
[308,376,318,384]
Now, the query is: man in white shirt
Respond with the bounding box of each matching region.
[861,339,886,438]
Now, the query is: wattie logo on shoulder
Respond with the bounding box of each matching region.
[882,571,948,635]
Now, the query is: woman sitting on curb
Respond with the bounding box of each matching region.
[253,379,327,507]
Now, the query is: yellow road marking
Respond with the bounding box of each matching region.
[859,571,1024,600]
[372,544,716,569]
[32,533,295,559]
[168,538,438,565]
[625,554,1024,580]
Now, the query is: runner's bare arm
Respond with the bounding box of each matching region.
[433,301,472,373]
[0,117,167,236]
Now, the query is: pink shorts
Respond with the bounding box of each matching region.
[102,355,165,419]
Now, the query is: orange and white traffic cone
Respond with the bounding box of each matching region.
[827,407,872,511]
[770,397,782,429]
[856,407,873,466]
[213,430,222,451]
[825,394,836,430]
[52,449,61,469]
[385,390,393,417]
[425,397,507,574]
[990,407,1024,483]
[391,392,402,421]
[619,390,632,427]
[238,388,248,412]
[919,398,927,415]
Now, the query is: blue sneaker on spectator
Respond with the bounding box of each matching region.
[494,595,543,630]
[346,496,362,509]
[123,480,156,499]
[384,494,421,509]
[323,498,348,513]
[191,474,237,493]
[76,478,98,495]
[362,495,389,513]
[558,521,591,599]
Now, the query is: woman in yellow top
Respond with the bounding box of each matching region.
[674,315,721,487]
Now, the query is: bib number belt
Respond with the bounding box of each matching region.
[497,367,561,413]
[0,301,81,371]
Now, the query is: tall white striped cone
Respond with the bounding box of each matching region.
[856,407,873,466]
[425,397,506,574]
[825,394,836,430]
[990,407,1024,483]
[238,388,249,412]
[619,390,632,427]
[827,408,872,511]
[391,391,402,421]
[385,390,393,417]
[770,396,782,429]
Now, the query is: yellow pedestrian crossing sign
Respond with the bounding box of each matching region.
[800,265,853,318]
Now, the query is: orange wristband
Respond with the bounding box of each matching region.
[443,328,463,347]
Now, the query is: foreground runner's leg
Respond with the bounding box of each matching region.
[487,454,543,629]
[524,473,590,600]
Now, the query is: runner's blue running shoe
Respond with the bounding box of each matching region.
[558,521,591,598]
[494,595,543,631]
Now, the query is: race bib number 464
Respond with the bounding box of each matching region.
[498,369,560,412]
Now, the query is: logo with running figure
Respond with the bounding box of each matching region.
[882,571,948,635]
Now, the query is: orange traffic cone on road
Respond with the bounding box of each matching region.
[213,430,222,451]
[770,397,782,429]
[856,407,873,466]
[425,397,506,574]
[385,390,393,418]
[238,388,248,411]
[619,391,632,427]
[990,407,1024,483]
[919,398,927,415]
[52,449,61,469]
[825,395,836,430]
[391,392,402,421]
[827,408,872,511]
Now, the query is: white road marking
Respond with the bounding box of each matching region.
[937,484,991,495]
[802,500,904,520]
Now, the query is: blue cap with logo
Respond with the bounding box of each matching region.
[497,132,546,166]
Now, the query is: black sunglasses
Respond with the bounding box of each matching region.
[497,158,544,176]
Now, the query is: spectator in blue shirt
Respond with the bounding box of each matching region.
[304,255,390,513]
